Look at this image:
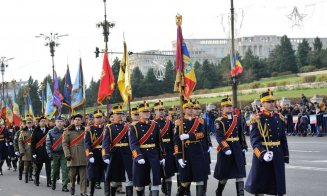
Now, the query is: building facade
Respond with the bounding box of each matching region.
[129,35,327,79]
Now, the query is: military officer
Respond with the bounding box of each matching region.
[129,101,166,196]
[18,116,34,183]
[0,118,8,175]
[214,96,247,196]
[14,119,26,180]
[62,114,88,196]
[174,99,208,196]
[192,100,212,196]
[86,114,95,126]
[102,104,133,196]
[46,116,69,192]
[245,89,289,196]
[131,107,140,123]
[154,100,176,196]
[84,110,105,196]
[31,116,51,187]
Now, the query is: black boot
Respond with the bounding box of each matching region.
[104,181,110,196]
[196,185,204,196]
[90,181,96,196]
[35,175,40,186]
[18,169,22,180]
[177,174,181,187]
[176,186,186,196]
[70,186,75,195]
[166,181,172,196]
[236,181,244,196]
[52,179,56,190]
[151,190,159,196]
[185,184,191,196]
[215,182,226,196]
[126,186,133,196]
[111,186,117,196]
[136,189,144,196]
[47,178,52,187]
[161,178,167,194]
[25,173,28,183]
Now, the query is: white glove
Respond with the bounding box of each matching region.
[5,143,8,146]
[9,142,13,146]
[89,157,95,163]
[104,159,110,164]
[137,159,145,164]
[15,152,20,156]
[32,154,37,159]
[208,146,213,153]
[160,159,165,166]
[179,134,189,141]
[178,159,186,168]
[225,150,232,155]
[242,149,247,153]
[263,151,274,162]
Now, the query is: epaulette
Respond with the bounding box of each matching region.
[216,117,223,122]
[277,113,286,122]
[131,121,137,126]
[174,119,181,126]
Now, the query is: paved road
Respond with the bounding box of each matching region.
[1,136,327,196]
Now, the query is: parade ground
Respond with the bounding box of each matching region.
[1,136,326,196]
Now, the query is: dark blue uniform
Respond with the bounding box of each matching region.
[156,118,177,178]
[201,117,212,176]
[102,122,133,182]
[0,126,8,161]
[129,120,165,187]
[245,111,289,195]
[174,118,208,183]
[84,124,104,182]
[214,114,247,180]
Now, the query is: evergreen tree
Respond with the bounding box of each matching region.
[27,76,42,116]
[296,39,311,68]
[110,57,123,104]
[194,61,202,90]
[143,68,160,96]
[269,35,297,73]
[85,77,100,108]
[200,60,219,89]
[131,66,144,98]
[313,37,322,51]
[309,37,325,68]
[162,60,175,93]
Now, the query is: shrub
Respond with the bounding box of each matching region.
[302,75,316,83]
[316,75,327,82]
[299,65,316,73]
[278,71,293,76]
[251,82,261,89]
[266,82,277,87]
[271,72,279,77]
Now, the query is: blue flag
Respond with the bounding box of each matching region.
[53,71,62,112]
[71,58,85,110]
[27,95,34,117]
[63,65,72,107]
[45,82,57,119]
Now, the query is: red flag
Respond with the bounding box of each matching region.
[97,52,115,104]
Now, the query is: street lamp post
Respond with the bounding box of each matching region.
[96,0,115,51]
[35,33,68,81]
[0,57,14,100]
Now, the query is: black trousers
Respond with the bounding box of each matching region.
[35,160,51,180]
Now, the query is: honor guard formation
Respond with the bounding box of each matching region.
[4,89,313,196]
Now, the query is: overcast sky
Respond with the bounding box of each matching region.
[0,0,326,86]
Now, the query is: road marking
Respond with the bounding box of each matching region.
[298,160,327,163]
[289,142,327,144]
[286,165,327,172]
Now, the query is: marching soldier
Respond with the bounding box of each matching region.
[131,107,140,123]
[14,119,26,180]
[84,110,105,196]
[245,89,289,196]
[46,116,69,192]
[86,114,95,126]
[192,100,212,196]
[0,118,8,175]
[214,96,247,196]
[18,116,34,183]
[62,114,88,196]
[154,100,176,196]
[102,104,133,196]
[129,101,166,196]
[31,116,51,187]
[174,100,208,196]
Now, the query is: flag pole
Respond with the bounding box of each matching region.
[176,14,185,161]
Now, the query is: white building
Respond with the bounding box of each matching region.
[129,35,327,79]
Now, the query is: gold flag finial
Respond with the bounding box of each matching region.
[176,14,182,26]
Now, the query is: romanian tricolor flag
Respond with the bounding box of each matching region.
[174,14,196,99]
[230,54,243,77]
